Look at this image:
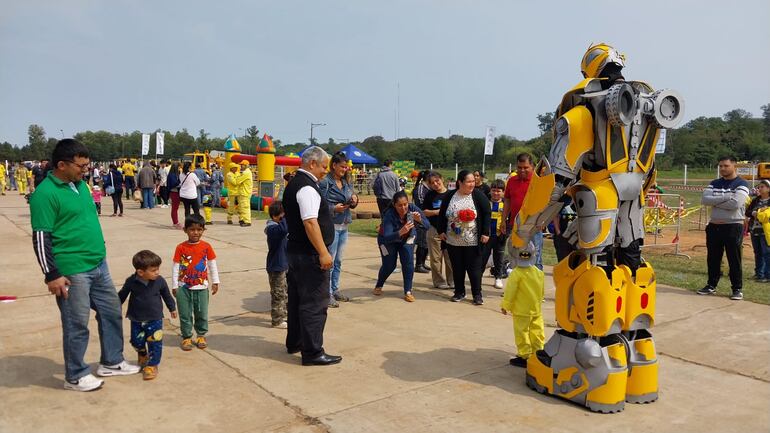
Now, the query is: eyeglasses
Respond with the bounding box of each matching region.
[66,160,90,170]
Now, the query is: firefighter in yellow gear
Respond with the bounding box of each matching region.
[15,164,29,195]
[236,160,253,227]
[0,163,6,195]
[225,163,240,224]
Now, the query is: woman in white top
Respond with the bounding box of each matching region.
[437,170,491,305]
[179,161,201,217]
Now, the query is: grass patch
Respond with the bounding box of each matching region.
[349,218,380,237]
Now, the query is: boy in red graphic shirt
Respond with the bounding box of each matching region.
[172,214,220,351]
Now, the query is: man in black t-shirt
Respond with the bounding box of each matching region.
[421,172,454,289]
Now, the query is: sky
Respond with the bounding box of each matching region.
[1,0,768,147]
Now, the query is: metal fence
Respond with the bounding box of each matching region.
[642,192,691,258]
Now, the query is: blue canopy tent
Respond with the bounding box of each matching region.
[339,144,378,165]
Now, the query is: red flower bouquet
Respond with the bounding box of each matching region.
[457,209,476,223]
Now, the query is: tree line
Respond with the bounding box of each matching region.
[2,104,768,170]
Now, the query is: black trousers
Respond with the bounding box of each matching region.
[159,186,169,205]
[181,197,200,217]
[111,192,124,215]
[286,252,330,360]
[706,223,743,290]
[482,234,509,278]
[376,198,391,216]
[447,244,484,299]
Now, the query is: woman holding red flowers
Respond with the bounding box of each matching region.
[437,170,491,305]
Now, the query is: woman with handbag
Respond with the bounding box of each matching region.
[104,163,124,217]
[167,162,182,229]
[179,161,201,217]
[437,170,491,305]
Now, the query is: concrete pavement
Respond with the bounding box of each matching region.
[0,194,768,433]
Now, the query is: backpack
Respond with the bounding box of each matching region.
[372,172,385,197]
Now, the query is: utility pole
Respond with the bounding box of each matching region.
[310,122,326,145]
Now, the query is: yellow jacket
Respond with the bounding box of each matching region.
[225,166,239,190]
[757,207,770,245]
[0,164,6,178]
[15,166,28,182]
[501,266,544,317]
[236,168,253,196]
[121,163,136,177]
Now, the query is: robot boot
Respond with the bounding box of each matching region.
[526,330,628,413]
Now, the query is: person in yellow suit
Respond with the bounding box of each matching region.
[15,163,29,195]
[236,160,253,227]
[121,160,137,199]
[224,163,240,224]
[0,163,7,195]
[500,241,545,368]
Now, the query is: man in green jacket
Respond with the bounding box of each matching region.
[30,139,140,392]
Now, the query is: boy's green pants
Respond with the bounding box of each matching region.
[177,286,209,339]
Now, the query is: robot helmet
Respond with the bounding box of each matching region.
[580,43,625,79]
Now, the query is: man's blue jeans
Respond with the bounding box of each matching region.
[141,188,155,208]
[751,232,770,279]
[328,228,349,294]
[56,260,125,381]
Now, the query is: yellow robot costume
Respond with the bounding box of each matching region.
[225,163,240,224]
[511,43,684,413]
[15,165,29,195]
[0,164,6,195]
[236,160,253,226]
[501,243,545,362]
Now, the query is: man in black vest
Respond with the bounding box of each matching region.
[283,146,342,366]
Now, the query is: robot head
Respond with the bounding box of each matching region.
[514,241,537,268]
[581,43,625,79]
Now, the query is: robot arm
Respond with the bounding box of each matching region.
[511,105,594,248]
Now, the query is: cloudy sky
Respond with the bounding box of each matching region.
[1,0,768,146]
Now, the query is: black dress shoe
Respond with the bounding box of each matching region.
[302,353,342,366]
[415,267,429,274]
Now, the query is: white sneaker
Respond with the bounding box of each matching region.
[494,279,504,289]
[273,321,288,329]
[96,360,141,377]
[64,373,104,392]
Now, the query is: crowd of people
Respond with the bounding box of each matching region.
[17,137,770,391]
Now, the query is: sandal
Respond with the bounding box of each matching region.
[373,287,383,296]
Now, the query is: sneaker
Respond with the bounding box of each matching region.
[181,338,194,351]
[143,366,158,381]
[436,283,452,290]
[332,291,350,302]
[394,267,401,273]
[328,297,340,308]
[273,321,288,329]
[64,373,104,392]
[404,292,416,302]
[227,220,233,225]
[195,336,208,349]
[415,266,429,274]
[373,287,383,296]
[472,297,484,306]
[96,360,141,377]
[137,351,149,367]
[509,356,528,368]
[697,285,716,295]
[494,279,504,289]
[730,290,743,301]
[451,294,466,302]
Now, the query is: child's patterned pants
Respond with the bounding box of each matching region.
[130,319,164,366]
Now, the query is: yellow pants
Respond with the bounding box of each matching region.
[0,179,5,194]
[203,207,212,223]
[513,315,545,359]
[227,196,238,223]
[238,195,251,224]
[17,180,27,194]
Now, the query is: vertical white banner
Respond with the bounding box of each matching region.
[484,126,496,155]
[655,129,667,154]
[155,132,165,155]
[141,134,150,156]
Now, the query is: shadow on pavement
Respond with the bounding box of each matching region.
[209,333,300,365]
[0,355,63,389]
